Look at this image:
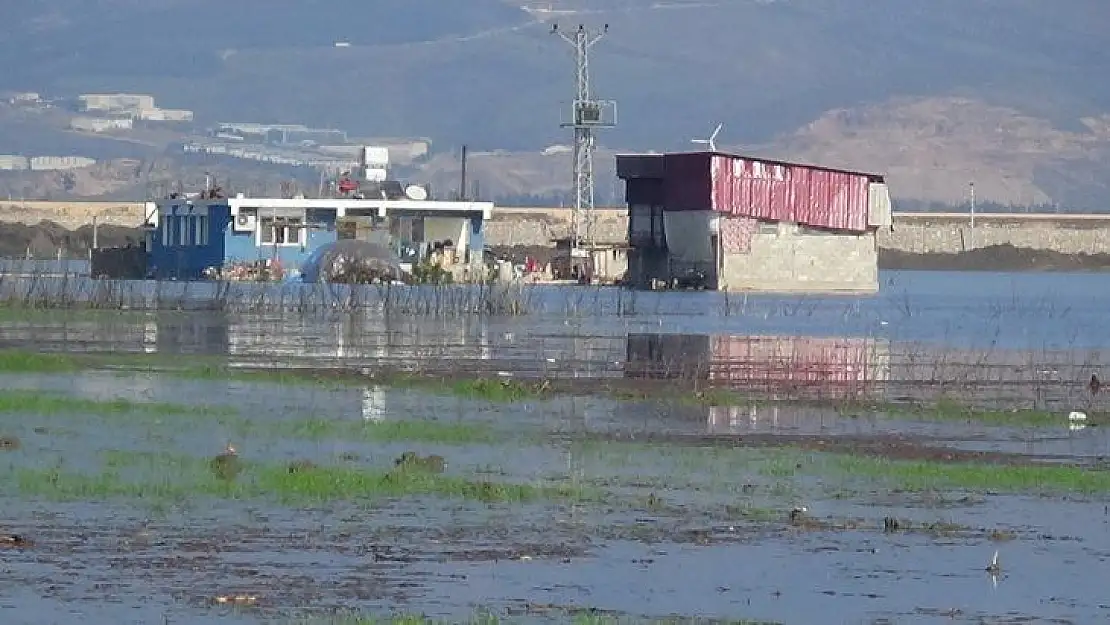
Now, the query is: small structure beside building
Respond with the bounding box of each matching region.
[548,237,629,284]
[616,151,893,293]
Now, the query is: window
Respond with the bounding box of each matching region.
[195,215,208,246]
[162,216,170,246]
[178,216,188,246]
[758,221,779,235]
[259,217,303,246]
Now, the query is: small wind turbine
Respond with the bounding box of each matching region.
[691,123,724,152]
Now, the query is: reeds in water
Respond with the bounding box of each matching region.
[0,271,534,318]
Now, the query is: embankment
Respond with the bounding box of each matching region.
[4,202,1110,272]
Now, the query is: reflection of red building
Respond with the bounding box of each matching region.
[626,333,889,400]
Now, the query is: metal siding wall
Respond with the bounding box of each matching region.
[662,152,713,210]
[625,178,664,205]
[628,205,652,246]
[709,155,870,231]
[616,154,665,179]
[148,203,228,280]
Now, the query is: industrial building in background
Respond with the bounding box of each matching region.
[76,93,193,122]
[616,151,893,294]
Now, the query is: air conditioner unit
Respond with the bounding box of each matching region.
[233,213,257,233]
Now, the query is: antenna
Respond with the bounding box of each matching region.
[691,123,724,152]
[551,22,617,250]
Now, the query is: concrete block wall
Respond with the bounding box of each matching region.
[721,224,878,293]
[877,215,1110,255]
[483,209,628,246]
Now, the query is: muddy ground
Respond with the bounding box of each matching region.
[1,301,1109,623]
[1,357,1108,624]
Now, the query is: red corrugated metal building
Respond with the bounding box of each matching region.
[616,149,892,292]
[617,151,885,232]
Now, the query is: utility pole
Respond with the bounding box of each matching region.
[551,23,617,251]
[969,181,976,250]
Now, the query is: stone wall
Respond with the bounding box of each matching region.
[483,208,628,246]
[720,224,878,293]
[876,214,1110,254]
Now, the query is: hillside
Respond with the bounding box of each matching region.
[747,98,1110,211]
[1,0,1109,208]
[3,0,1107,149]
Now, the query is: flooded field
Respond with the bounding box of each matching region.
[1,270,1110,624]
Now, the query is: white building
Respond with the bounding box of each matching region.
[29,156,96,171]
[0,155,29,170]
[139,108,194,122]
[79,93,155,115]
[70,117,134,133]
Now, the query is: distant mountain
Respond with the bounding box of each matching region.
[2,0,1109,208]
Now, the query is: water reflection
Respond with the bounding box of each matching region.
[153,313,230,355]
[625,333,891,400]
[362,386,386,422]
[0,310,1101,413]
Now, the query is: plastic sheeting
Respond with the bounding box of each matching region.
[300,239,409,284]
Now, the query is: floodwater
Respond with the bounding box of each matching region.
[1,270,1110,624]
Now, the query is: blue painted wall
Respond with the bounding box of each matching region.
[222,207,337,278]
[148,203,228,280]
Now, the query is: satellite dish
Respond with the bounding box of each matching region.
[691,123,724,152]
[404,185,428,201]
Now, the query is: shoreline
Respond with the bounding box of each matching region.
[492,243,1110,274]
[3,220,1110,273]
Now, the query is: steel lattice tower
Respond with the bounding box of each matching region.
[551,23,616,250]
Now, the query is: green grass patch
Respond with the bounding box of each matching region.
[0,348,228,375]
[447,378,546,402]
[0,389,237,417]
[272,417,498,444]
[0,307,161,323]
[567,437,1110,495]
[178,364,357,390]
[10,451,596,505]
[831,454,1110,494]
[845,397,1062,427]
[180,365,551,403]
[0,349,84,373]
